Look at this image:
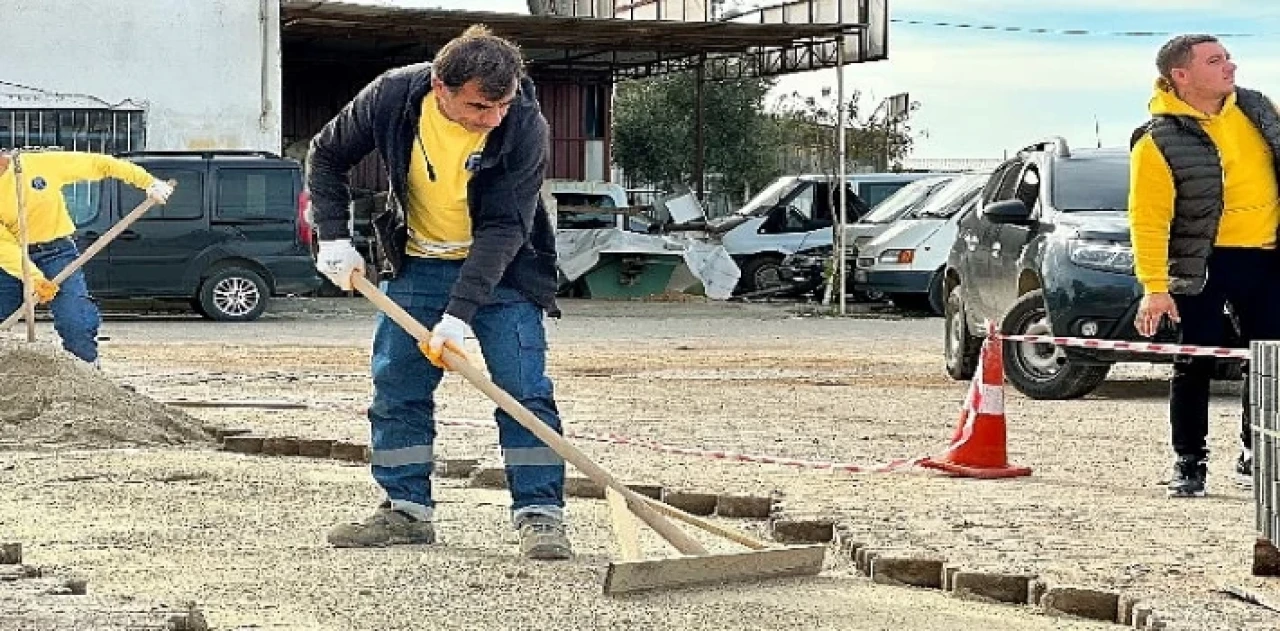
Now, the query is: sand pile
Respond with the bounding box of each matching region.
[0,340,213,450]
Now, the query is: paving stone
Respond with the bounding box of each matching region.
[854,547,880,576]
[469,466,508,489]
[832,526,863,561]
[660,490,717,515]
[1117,594,1143,625]
[1254,537,1280,576]
[296,439,335,458]
[715,494,773,519]
[871,556,945,589]
[436,458,480,478]
[208,427,252,441]
[0,543,20,564]
[770,518,835,543]
[60,577,88,595]
[1041,586,1121,622]
[951,571,1034,604]
[627,483,663,500]
[330,442,369,463]
[221,436,264,454]
[564,476,604,499]
[1131,603,1154,628]
[941,565,960,591]
[261,437,300,457]
[1028,579,1047,605]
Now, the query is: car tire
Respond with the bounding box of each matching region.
[926,271,946,316]
[197,267,269,322]
[1001,289,1110,400]
[739,255,785,293]
[944,285,981,380]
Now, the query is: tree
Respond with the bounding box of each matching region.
[770,88,925,173]
[611,71,778,202]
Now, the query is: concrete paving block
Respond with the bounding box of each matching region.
[1041,586,1121,622]
[770,518,836,544]
[1117,594,1143,625]
[1131,603,1154,628]
[330,442,369,463]
[1254,537,1280,576]
[564,476,604,499]
[469,466,508,489]
[871,556,945,589]
[941,565,960,591]
[832,526,863,561]
[855,548,880,576]
[951,571,1034,604]
[715,494,774,519]
[436,458,480,479]
[0,542,21,564]
[61,577,88,595]
[261,437,300,457]
[660,490,717,515]
[221,436,264,454]
[296,439,335,458]
[209,427,252,441]
[1028,579,1047,605]
[627,483,663,500]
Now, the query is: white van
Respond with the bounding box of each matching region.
[705,172,945,292]
[853,172,990,314]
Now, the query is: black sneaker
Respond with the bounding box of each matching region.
[1236,450,1254,489]
[1168,455,1207,498]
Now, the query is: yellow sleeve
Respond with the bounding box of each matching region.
[44,151,155,190]
[1128,135,1176,294]
[0,226,43,283]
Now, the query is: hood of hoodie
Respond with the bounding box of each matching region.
[1148,78,1238,120]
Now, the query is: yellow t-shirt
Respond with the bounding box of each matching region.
[0,151,153,281]
[405,92,489,260]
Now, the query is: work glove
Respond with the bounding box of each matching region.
[32,278,58,305]
[421,313,469,370]
[314,240,366,290]
[146,179,174,204]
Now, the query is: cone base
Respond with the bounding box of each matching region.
[919,457,1032,479]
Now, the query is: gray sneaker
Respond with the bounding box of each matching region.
[328,506,436,548]
[518,516,573,560]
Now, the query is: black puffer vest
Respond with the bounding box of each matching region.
[1130,87,1280,294]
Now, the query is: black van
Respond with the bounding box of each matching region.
[66,150,324,321]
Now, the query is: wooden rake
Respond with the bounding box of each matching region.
[349,273,826,595]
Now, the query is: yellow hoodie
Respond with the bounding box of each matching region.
[1129,81,1280,294]
[0,151,155,282]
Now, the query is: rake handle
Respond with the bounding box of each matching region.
[350,273,709,556]
[0,181,174,333]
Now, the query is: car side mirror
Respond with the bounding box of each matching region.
[983,199,1033,225]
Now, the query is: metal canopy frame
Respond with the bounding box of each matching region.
[281,0,877,81]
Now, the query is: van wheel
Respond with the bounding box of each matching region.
[1001,289,1110,399]
[198,267,269,322]
[739,255,785,293]
[944,285,980,380]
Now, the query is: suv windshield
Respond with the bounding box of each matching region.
[858,177,952,224]
[1052,155,1130,211]
[915,174,986,218]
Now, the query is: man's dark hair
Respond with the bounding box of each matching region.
[1156,34,1219,81]
[433,25,525,101]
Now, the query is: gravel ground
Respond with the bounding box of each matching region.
[1,297,1277,629]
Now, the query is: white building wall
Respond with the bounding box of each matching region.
[0,0,281,152]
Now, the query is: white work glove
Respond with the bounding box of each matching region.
[146,179,174,204]
[421,313,469,370]
[314,240,366,290]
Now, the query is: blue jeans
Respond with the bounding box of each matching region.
[0,238,100,363]
[369,257,564,526]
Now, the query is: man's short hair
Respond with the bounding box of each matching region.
[1156,34,1220,80]
[433,25,524,101]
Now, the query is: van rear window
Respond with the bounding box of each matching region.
[217,169,296,221]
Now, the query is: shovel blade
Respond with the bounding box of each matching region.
[603,545,825,595]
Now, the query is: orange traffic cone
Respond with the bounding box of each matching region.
[921,327,1032,479]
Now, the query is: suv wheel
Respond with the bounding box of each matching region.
[197,267,269,322]
[1001,289,1110,399]
[944,285,980,380]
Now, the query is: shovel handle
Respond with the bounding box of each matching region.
[349,273,709,555]
[0,181,174,333]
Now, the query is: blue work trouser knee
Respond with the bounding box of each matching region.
[0,238,100,363]
[367,257,564,524]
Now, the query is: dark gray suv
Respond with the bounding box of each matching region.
[67,150,323,321]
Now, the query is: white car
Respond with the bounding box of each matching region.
[853,172,990,314]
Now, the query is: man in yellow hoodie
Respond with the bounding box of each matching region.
[1129,34,1280,497]
[0,150,172,364]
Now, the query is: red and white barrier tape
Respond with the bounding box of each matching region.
[996,334,1250,359]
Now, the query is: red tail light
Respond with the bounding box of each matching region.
[297,189,313,246]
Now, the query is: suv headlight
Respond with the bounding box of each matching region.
[1068,239,1134,274]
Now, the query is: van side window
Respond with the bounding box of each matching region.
[120,169,204,220]
[217,169,295,221]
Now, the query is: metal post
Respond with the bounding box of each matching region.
[694,53,706,202]
[836,38,848,316]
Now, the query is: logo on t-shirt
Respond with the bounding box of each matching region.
[30,177,47,190]
[465,152,483,173]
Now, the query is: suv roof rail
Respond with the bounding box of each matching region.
[1018,136,1071,158]
[114,149,284,160]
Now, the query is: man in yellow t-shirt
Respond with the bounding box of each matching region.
[0,150,172,364]
[1128,34,1280,497]
[309,26,568,559]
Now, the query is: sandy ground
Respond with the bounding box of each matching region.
[1,297,1277,629]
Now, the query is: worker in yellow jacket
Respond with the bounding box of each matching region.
[1128,34,1280,497]
[0,150,172,364]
